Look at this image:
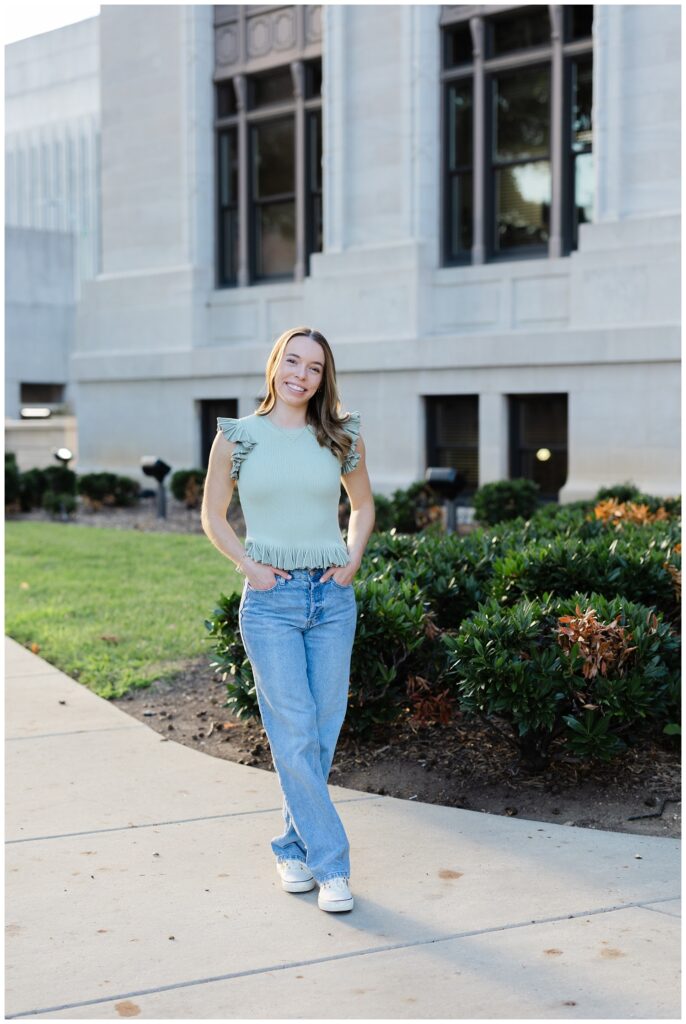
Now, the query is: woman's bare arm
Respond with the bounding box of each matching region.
[320,434,375,584]
[200,432,248,572]
[341,434,375,567]
[201,431,289,585]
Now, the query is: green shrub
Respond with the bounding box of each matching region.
[388,481,444,533]
[473,478,540,526]
[43,465,77,496]
[372,493,395,533]
[491,530,680,622]
[594,484,681,518]
[5,453,20,507]
[42,490,78,516]
[204,591,257,720]
[343,571,430,736]
[170,469,206,509]
[442,592,680,769]
[78,472,140,508]
[364,528,424,564]
[18,468,49,511]
[367,530,490,632]
[595,482,642,503]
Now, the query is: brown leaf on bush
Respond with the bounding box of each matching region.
[424,618,442,640]
[593,498,671,527]
[406,675,453,726]
[663,561,681,602]
[557,605,637,681]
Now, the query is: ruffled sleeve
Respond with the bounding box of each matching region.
[216,417,257,481]
[340,410,362,475]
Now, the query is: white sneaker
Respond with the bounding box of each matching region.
[276,858,316,893]
[318,876,354,912]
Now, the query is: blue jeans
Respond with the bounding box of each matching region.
[238,566,358,884]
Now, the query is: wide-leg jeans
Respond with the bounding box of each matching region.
[238,566,358,884]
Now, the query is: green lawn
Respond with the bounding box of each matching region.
[5,522,240,698]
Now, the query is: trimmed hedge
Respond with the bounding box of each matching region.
[441,592,680,769]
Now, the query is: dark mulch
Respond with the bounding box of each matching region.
[111,654,681,840]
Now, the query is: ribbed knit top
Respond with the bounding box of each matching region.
[216,410,362,570]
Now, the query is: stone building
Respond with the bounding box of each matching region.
[7,5,681,499]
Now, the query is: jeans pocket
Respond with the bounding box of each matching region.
[330,578,353,590]
[247,578,279,593]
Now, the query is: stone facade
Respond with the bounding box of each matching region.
[10,5,682,499]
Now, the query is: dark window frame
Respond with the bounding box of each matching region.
[249,113,297,283]
[213,56,323,290]
[442,75,474,264]
[217,126,239,287]
[425,394,480,497]
[440,5,594,268]
[305,107,323,275]
[487,58,552,261]
[508,392,569,500]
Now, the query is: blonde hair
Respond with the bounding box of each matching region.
[256,326,356,465]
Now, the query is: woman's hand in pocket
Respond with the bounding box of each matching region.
[244,559,292,591]
[320,562,357,587]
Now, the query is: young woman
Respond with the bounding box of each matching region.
[201,326,375,913]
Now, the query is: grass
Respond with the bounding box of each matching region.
[5,521,240,698]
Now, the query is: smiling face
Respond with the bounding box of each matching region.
[274,334,326,408]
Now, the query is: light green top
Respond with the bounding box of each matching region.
[216,410,362,570]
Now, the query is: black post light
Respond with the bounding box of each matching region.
[140,456,171,519]
[424,467,466,534]
[53,447,74,522]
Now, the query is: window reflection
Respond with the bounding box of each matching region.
[249,67,293,109]
[494,66,550,162]
[253,118,294,199]
[496,161,550,249]
[571,56,593,248]
[255,201,296,278]
[252,118,296,279]
[575,152,594,227]
[446,80,473,258]
[218,128,239,285]
[450,173,473,254]
[490,6,550,57]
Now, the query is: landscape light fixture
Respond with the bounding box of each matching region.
[52,447,74,521]
[424,467,466,534]
[140,456,172,519]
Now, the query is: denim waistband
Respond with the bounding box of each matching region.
[286,567,327,579]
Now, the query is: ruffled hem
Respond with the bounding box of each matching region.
[245,539,350,570]
[216,416,258,481]
[341,410,361,475]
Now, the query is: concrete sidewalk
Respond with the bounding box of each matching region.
[5,635,680,1019]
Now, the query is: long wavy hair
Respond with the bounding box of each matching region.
[255,327,356,466]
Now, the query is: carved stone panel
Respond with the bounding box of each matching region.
[216,24,240,68]
[215,5,321,76]
[247,7,296,59]
[305,5,321,45]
